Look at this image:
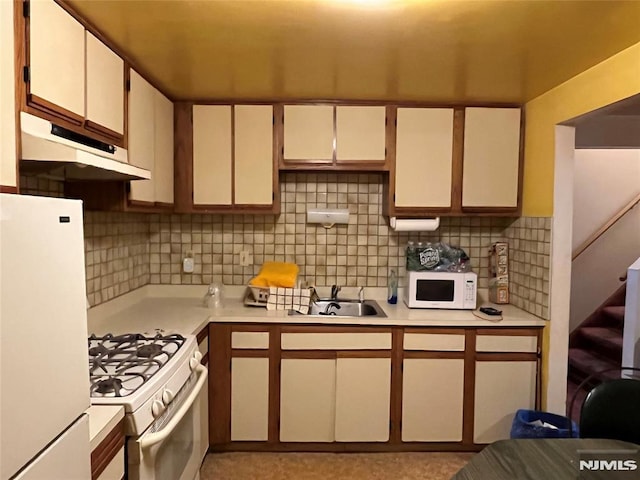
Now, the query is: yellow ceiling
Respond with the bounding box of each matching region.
[67,0,640,104]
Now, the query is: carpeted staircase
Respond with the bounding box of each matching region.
[566,282,626,421]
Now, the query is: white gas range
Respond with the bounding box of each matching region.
[88,332,208,480]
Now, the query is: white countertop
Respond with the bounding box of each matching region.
[87,285,546,337]
[88,405,124,450]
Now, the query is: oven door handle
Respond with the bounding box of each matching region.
[139,364,208,450]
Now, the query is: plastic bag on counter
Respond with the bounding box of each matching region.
[406,241,471,272]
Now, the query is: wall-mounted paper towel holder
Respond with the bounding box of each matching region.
[389,217,440,232]
[307,208,350,229]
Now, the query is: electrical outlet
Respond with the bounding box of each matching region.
[183,251,194,273]
[239,250,253,267]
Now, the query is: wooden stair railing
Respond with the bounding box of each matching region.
[573,192,640,261]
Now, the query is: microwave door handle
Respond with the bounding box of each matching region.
[139,364,208,450]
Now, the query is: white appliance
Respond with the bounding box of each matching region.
[20,111,151,181]
[88,333,208,480]
[0,194,91,480]
[404,270,477,309]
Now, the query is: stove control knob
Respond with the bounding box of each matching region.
[162,389,174,405]
[190,351,202,370]
[151,399,164,418]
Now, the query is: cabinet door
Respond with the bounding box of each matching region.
[473,361,536,443]
[462,108,521,208]
[234,105,273,205]
[336,106,386,161]
[280,359,335,442]
[402,358,464,442]
[29,0,85,119]
[128,70,156,202]
[154,91,174,205]
[283,105,334,161]
[335,357,391,442]
[231,357,269,441]
[0,0,16,188]
[395,108,453,208]
[85,32,124,136]
[192,105,232,205]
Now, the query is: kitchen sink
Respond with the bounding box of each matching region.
[289,299,387,318]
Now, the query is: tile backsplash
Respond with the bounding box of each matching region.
[84,212,150,307]
[19,173,551,319]
[503,217,551,319]
[148,174,514,289]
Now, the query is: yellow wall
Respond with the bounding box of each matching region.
[523,42,640,409]
[523,42,640,217]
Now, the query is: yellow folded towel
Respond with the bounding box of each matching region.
[249,261,299,288]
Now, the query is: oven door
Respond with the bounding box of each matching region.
[128,364,207,480]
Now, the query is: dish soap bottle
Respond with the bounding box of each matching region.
[387,269,398,304]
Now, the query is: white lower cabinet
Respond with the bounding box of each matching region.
[335,358,391,442]
[280,357,391,443]
[231,357,269,441]
[280,359,336,442]
[402,358,464,442]
[473,360,537,444]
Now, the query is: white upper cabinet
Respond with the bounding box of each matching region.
[153,91,174,205]
[85,32,124,135]
[395,108,454,208]
[1,0,17,188]
[462,107,521,208]
[128,70,156,202]
[129,69,175,205]
[283,105,334,161]
[192,105,233,205]
[336,106,386,161]
[29,0,85,119]
[192,105,273,207]
[234,105,274,205]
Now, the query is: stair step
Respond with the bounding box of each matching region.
[567,347,620,382]
[578,327,623,361]
[601,305,625,323]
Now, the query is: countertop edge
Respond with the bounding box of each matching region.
[88,405,125,450]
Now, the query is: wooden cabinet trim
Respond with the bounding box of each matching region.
[90,418,124,480]
[404,351,465,360]
[475,328,542,336]
[268,325,281,443]
[231,349,270,357]
[450,107,465,212]
[209,324,232,445]
[461,329,476,445]
[389,327,404,444]
[280,325,392,334]
[27,94,84,126]
[84,119,123,144]
[476,352,539,361]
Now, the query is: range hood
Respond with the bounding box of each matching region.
[20,112,151,181]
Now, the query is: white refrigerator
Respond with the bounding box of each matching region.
[0,194,91,480]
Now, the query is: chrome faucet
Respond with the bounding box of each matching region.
[330,285,341,300]
[358,286,365,303]
[322,302,342,315]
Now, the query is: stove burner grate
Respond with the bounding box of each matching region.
[88,332,186,398]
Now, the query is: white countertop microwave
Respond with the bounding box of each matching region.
[404,270,477,309]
